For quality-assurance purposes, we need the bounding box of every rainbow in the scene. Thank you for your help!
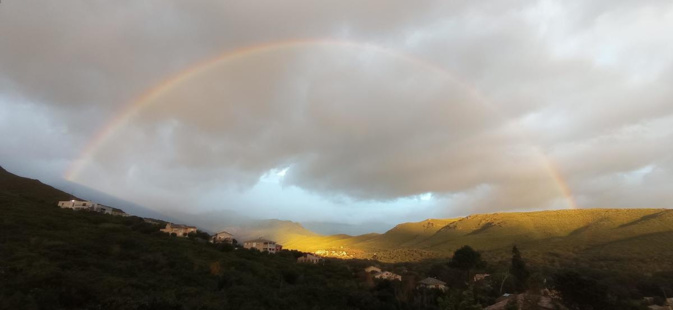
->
[64,38,578,209]
[544,155,579,209]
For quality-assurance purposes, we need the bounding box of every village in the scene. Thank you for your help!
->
[54,199,539,309]
[56,199,673,309]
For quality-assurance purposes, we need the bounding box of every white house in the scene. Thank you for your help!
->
[211,230,234,244]
[58,200,96,211]
[297,254,323,264]
[243,238,281,253]
[160,223,198,237]
[473,273,491,282]
[374,271,402,281]
[57,200,128,216]
[417,277,448,291]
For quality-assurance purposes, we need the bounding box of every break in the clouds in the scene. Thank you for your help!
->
[1,1,672,229]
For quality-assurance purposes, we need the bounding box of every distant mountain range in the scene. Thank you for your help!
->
[3,165,672,271]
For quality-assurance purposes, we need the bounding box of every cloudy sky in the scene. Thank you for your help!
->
[1,1,672,232]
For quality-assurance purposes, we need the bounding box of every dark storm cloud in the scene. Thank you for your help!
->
[1,0,672,222]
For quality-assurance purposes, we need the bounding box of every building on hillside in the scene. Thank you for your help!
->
[58,200,97,211]
[110,208,129,217]
[297,254,323,264]
[92,204,128,216]
[243,238,280,253]
[160,223,198,237]
[58,200,128,216]
[417,277,447,291]
[374,271,402,281]
[365,266,382,273]
[473,273,490,282]
[211,230,234,244]
[92,204,113,214]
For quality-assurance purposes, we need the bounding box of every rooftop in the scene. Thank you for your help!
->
[170,224,197,229]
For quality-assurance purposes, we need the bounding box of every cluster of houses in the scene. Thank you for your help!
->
[160,223,239,244]
[55,199,532,306]
[58,200,288,252]
[161,225,290,255]
[314,249,352,258]
[58,200,128,217]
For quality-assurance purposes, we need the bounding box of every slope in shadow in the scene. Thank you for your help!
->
[466,222,497,236]
[617,210,669,229]
[568,224,593,236]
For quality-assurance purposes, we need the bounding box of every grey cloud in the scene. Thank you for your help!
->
[1,0,672,224]
[85,45,562,209]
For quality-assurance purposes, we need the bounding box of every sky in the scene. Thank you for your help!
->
[1,1,672,233]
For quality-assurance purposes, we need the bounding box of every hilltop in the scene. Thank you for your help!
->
[0,165,79,203]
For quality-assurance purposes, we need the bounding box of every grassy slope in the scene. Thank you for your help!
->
[285,208,673,270]
[420,209,671,250]
[363,218,460,248]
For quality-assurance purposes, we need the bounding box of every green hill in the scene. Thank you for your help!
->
[283,209,673,270]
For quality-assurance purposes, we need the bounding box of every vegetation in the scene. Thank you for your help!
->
[2,167,673,309]
[448,245,485,285]
[510,246,529,293]
[282,208,673,274]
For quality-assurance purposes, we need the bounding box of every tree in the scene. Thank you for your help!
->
[449,246,485,284]
[510,246,529,292]
[450,246,485,270]
[554,270,609,310]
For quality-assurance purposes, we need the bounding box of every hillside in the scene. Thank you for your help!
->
[0,166,408,309]
[0,166,78,203]
[3,165,673,309]
[282,209,673,270]
[221,219,319,244]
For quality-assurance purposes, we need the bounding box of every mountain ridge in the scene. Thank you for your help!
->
[2,165,672,270]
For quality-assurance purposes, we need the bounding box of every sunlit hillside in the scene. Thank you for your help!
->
[276,208,673,271]
[222,219,318,244]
